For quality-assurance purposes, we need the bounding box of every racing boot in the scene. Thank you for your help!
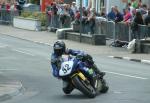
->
[92,64,105,78]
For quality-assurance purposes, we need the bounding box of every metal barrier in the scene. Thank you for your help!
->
[138,25,149,39]
[94,20,150,42]
[115,23,130,41]
[147,26,150,37]
[48,14,71,29]
[0,9,19,25]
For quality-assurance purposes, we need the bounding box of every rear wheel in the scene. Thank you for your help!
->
[72,76,96,98]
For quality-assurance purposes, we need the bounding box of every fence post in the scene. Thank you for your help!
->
[129,25,132,41]
[0,10,2,23]
[79,0,83,43]
[112,21,116,42]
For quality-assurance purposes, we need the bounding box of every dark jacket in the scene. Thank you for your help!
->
[51,49,85,77]
[144,15,150,25]
[115,12,123,22]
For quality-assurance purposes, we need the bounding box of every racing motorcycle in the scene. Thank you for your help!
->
[58,55,109,98]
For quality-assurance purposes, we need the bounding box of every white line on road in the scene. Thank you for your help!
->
[0,69,17,71]
[12,49,35,56]
[104,70,148,80]
[0,45,7,48]
[0,44,8,48]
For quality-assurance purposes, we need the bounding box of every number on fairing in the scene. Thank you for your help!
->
[59,61,73,76]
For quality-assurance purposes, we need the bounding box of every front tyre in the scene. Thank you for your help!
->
[72,76,96,98]
[62,81,74,94]
[63,87,74,94]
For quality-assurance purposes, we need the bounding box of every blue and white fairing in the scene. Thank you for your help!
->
[59,56,81,77]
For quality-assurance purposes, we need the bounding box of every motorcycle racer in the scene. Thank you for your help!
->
[51,40,105,94]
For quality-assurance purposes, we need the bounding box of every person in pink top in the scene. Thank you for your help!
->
[123,8,132,23]
[6,3,10,12]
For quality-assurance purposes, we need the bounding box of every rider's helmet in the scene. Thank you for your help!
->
[53,40,66,56]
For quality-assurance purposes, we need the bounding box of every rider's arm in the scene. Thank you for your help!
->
[65,49,85,56]
[66,49,94,66]
[51,63,59,77]
[51,54,59,77]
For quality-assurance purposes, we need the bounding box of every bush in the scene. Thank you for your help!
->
[20,11,46,26]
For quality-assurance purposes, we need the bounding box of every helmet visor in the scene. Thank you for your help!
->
[54,48,63,56]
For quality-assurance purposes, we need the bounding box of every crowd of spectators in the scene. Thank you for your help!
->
[0,0,150,37]
[47,1,150,34]
[106,1,150,39]
[0,0,26,12]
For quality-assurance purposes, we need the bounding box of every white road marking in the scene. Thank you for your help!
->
[0,69,17,71]
[113,91,122,94]
[0,43,8,48]
[0,45,7,48]
[12,49,35,56]
[108,56,114,58]
[104,70,148,80]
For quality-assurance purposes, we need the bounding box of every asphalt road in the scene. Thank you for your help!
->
[0,35,150,103]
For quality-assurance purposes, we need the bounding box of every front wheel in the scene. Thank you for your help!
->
[72,76,96,98]
[62,80,74,94]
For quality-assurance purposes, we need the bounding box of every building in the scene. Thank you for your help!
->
[64,0,75,4]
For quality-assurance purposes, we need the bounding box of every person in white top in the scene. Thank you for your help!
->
[71,2,78,16]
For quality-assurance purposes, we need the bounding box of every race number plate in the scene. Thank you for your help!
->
[59,61,73,76]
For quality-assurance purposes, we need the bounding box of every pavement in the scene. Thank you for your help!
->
[0,25,150,101]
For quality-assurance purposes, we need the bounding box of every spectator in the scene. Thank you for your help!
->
[17,0,25,6]
[107,6,116,21]
[10,2,17,11]
[51,2,59,28]
[87,8,96,34]
[82,10,88,23]
[75,10,80,20]
[67,4,74,21]
[138,0,142,8]
[144,10,150,25]
[16,0,25,10]
[131,11,144,39]
[59,4,72,28]
[81,10,89,33]
[140,4,148,19]
[127,3,134,16]
[131,0,138,9]
[100,7,106,18]
[71,2,77,16]
[6,2,10,12]
[0,3,1,10]
[123,8,132,23]
[52,2,58,15]
[114,8,123,23]
[133,11,144,25]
